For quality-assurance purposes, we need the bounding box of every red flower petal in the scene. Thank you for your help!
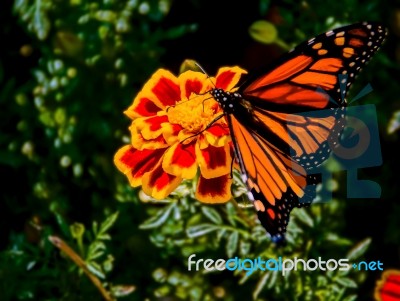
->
[162,123,182,145]
[196,174,232,203]
[163,142,198,179]
[178,70,208,99]
[196,143,232,179]
[206,123,229,137]
[135,115,169,140]
[202,124,231,148]
[142,159,182,200]
[114,145,165,187]
[185,80,202,98]
[130,116,169,150]
[375,270,400,301]
[151,71,181,108]
[215,67,247,91]
[125,69,181,119]
[216,70,236,89]
[126,96,162,118]
[132,133,168,150]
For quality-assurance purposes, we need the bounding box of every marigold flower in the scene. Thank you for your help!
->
[114,66,247,203]
[374,269,400,301]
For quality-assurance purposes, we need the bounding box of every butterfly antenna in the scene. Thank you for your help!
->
[193,63,217,112]
[166,93,214,112]
[195,62,216,88]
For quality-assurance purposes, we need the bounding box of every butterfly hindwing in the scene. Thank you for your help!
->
[250,105,346,169]
[227,114,311,240]
[255,174,320,242]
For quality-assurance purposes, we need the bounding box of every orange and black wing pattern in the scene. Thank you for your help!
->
[241,22,387,169]
[226,114,320,241]
[215,22,387,242]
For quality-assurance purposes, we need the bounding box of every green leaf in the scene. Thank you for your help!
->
[98,211,119,236]
[346,238,371,260]
[139,203,175,230]
[238,271,251,285]
[103,255,114,272]
[54,213,71,237]
[217,229,226,242]
[201,206,222,224]
[36,3,50,40]
[186,224,219,238]
[342,295,358,301]
[87,241,106,261]
[97,233,111,240]
[239,240,251,256]
[324,233,353,246]
[332,285,343,294]
[92,221,98,236]
[267,271,278,289]
[173,205,181,220]
[26,261,36,271]
[335,277,358,288]
[94,10,117,22]
[163,24,197,40]
[86,261,105,279]
[111,285,136,297]
[253,271,270,300]
[294,208,314,227]
[388,110,400,134]
[25,0,52,40]
[233,215,250,227]
[13,0,28,11]
[39,111,55,127]
[87,249,105,261]
[226,202,237,226]
[226,231,239,257]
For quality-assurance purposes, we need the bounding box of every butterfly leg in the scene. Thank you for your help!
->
[180,114,225,144]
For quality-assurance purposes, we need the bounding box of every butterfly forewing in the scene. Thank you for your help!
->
[242,22,387,109]
[236,22,387,170]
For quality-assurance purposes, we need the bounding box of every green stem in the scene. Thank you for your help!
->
[77,236,84,255]
[275,38,291,51]
[231,199,256,228]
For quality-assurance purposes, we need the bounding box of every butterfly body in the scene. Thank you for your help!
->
[210,89,243,114]
[209,22,387,242]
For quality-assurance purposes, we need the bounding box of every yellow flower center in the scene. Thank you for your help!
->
[166,93,222,133]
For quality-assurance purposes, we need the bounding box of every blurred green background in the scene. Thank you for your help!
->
[1,0,400,300]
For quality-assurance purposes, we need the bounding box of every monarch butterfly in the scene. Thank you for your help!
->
[209,22,387,243]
